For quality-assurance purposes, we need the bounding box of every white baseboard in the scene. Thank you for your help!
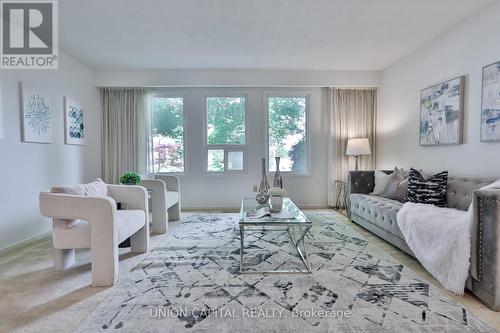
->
[0,231,52,255]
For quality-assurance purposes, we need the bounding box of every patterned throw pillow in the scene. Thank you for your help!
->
[402,168,448,207]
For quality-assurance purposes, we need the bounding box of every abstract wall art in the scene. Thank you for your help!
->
[481,61,500,142]
[21,83,53,143]
[64,97,85,145]
[419,76,464,146]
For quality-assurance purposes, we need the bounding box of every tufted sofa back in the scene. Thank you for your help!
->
[348,170,496,211]
[446,177,496,211]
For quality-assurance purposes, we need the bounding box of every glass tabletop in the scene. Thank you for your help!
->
[239,197,311,225]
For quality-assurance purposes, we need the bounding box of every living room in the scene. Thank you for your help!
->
[1,0,500,332]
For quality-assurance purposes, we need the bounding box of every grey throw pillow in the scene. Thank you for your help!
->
[381,177,408,201]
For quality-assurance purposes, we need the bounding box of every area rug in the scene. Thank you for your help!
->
[77,212,496,332]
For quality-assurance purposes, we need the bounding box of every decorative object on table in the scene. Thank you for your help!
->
[273,156,283,188]
[268,187,286,212]
[346,138,371,170]
[334,180,348,216]
[419,76,465,146]
[481,61,500,142]
[64,96,85,145]
[21,82,53,143]
[120,171,141,185]
[256,158,270,204]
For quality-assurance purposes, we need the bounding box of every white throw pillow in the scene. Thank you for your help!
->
[372,170,392,195]
[371,167,405,195]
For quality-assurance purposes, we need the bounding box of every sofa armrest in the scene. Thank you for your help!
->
[472,188,500,310]
[39,192,119,286]
[348,171,376,195]
[107,184,148,211]
[154,175,180,193]
[40,192,116,221]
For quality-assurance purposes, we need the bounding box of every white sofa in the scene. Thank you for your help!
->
[39,180,149,287]
[140,175,180,233]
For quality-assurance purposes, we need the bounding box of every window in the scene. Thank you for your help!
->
[151,97,184,173]
[268,96,308,173]
[206,96,246,172]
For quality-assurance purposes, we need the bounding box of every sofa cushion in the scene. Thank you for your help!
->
[53,210,145,249]
[380,172,407,201]
[403,169,448,207]
[166,191,179,209]
[350,194,404,239]
[115,210,146,242]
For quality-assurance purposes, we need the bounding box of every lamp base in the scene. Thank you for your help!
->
[354,155,359,171]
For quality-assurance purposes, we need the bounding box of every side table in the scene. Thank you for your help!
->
[334,180,349,217]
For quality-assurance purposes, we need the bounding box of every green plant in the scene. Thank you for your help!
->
[120,172,141,185]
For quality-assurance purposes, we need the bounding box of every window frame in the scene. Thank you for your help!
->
[204,94,248,174]
[149,93,186,175]
[264,91,311,175]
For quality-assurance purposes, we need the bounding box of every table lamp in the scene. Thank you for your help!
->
[346,138,371,171]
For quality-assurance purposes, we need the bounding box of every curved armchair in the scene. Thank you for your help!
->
[140,175,180,234]
[39,184,149,287]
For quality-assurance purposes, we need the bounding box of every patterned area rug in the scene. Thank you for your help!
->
[77,212,496,332]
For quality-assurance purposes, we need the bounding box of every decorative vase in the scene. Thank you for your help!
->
[256,158,270,204]
[274,157,283,188]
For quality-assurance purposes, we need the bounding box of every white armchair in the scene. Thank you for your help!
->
[39,183,149,287]
[140,175,180,234]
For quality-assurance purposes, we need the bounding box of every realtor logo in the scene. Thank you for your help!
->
[1,0,58,69]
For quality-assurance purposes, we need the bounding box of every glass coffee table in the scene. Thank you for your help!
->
[239,197,312,274]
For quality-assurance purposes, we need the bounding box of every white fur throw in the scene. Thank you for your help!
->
[397,202,471,295]
[397,179,500,295]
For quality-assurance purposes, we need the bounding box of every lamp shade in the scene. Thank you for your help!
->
[346,138,371,156]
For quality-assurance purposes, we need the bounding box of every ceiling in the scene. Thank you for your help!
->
[59,0,495,70]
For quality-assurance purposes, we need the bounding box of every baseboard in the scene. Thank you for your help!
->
[0,231,52,255]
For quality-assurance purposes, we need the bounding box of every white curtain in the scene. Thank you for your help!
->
[100,88,151,184]
[327,87,377,206]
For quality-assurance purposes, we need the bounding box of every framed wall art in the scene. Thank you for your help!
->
[481,61,500,142]
[64,97,85,145]
[21,82,53,143]
[419,76,465,146]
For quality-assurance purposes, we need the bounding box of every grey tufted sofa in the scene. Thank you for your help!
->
[348,170,500,311]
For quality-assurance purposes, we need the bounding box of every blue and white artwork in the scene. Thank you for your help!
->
[481,61,500,142]
[21,83,53,143]
[419,76,464,146]
[64,97,85,145]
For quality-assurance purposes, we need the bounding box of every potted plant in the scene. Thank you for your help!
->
[120,172,141,185]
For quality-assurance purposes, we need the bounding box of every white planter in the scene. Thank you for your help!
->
[270,195,283,212]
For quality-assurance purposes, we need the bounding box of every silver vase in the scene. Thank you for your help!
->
[256,158,270,204]
[274,157,283,188]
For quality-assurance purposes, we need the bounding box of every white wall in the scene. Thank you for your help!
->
[0,51,101,251]
[96,69,380,88]
[377,1,500,178]
[98,69,381,209]
[151,87,329,209]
